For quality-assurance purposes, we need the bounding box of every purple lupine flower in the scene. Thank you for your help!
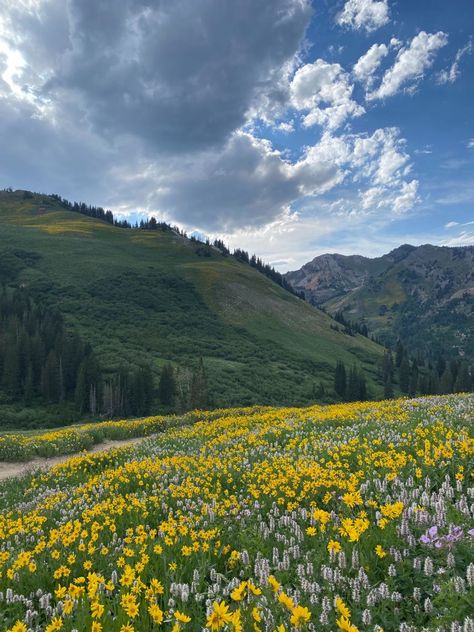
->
[420,526,438,544]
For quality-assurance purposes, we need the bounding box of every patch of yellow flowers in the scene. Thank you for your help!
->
[0,394,473,630]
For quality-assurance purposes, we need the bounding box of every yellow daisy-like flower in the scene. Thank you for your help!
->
[231,581,247,601]
[290,605,311,627]
[206,601,232,630]
[231,609,243,632]
[174,610,192,624]
[7,622,27,632]
[278,592,295,611]
[45,617,63,632]
[252,607,261,622]
[91,601,104,618]
[268,575,281,592]
[336,616,359,632]
[327,539,342,553]
[335,596,351,620]
[148,603,164,624]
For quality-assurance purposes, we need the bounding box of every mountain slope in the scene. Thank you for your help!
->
[286,244,474,359]
[0,190,385,420]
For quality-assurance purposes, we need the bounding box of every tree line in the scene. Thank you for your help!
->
[158,358,209,412]
[380,340,473,398]
[0,285,215,419]
[0,287,155,418]
[47,192,303,299]
[333,361,368,401]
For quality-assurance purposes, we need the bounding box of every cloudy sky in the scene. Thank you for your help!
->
[1,0,473,270]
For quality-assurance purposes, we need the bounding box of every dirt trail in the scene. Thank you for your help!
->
[0,436,147,482]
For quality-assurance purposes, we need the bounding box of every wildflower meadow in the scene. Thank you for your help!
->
[0,395,473,631]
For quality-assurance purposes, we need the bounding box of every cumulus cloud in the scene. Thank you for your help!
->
[467,139,474,149]
[353,43,389,88]
[436,39,473,84]
[290,59,364,130]
[336,0,390,33]
[0,0,312,153]
[0,0,421,246]
[368,31,448,100]
[120,127,418,231]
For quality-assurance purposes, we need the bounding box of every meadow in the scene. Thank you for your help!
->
[0,395,473,631]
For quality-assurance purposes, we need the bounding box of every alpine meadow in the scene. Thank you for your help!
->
[0,1,473,631]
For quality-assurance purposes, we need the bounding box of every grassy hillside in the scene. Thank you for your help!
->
[0,189,385,424]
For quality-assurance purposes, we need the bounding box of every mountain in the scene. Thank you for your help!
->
[286,244,474,360]
[0,189,385,425]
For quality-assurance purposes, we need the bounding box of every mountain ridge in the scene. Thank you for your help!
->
[286,243,474,359]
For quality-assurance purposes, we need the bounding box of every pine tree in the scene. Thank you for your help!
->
[399,357,410,394]
[347,365,360,402]
[42,350,60,402]
[334,361,347,399]
[395,340,405,367]
[454,363,471,392]
[408,364,418,397]
[141,365,154,414]
[358,372,367,401]
[24,362,34,405]
[439,366,454,394]
[2,341,20,395]
[384,377,394,399]
[190,358,209,409]
[159,364,176,406]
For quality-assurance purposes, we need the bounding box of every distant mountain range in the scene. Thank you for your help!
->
[286,244,474,360]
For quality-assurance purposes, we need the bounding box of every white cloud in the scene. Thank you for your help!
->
[294,132,351,194]
[290,59,364,130]
[112,126,418,233]
[353,43,389,88]
[436,39,473,84]
[368,31,448,100]
[277,120,295,133]
[467,139,474,149]
[392,179,419,213]
[336,0,390,33]
[445,221,459,228]
[442,231,474,247]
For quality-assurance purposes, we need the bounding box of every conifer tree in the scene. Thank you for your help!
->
[454,362,471,392]
[439,366,454,394]
[408,363,418,397]
[384,376,394,399]
[159,364,176,406]
[334,360,347,399]
[399,357,410,394]
[190,358,209,409]
[347,365,360,401]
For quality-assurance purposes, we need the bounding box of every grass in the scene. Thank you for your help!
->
[0,190,385,426]
[0,394,472,631]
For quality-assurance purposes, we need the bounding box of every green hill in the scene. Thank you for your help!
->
[0,189,385,426]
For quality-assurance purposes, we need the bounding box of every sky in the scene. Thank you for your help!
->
[0,0,473,271]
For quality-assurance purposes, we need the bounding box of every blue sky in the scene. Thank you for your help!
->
[0,0,473,269]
